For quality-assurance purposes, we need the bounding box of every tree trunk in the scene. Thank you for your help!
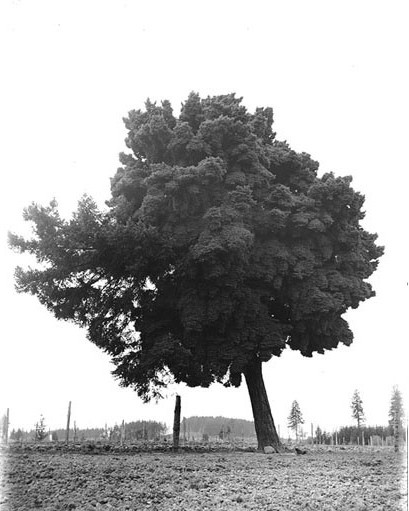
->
[393,414,399,452]
[244,358,282,452]
[173,394,181,451]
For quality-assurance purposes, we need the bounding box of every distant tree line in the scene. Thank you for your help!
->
[9,420,167,443]
[313,425,405,445]
[6,386,404,446]
[288,386,405,446]
[8,416,254,442]
[123,421,167,441]
[183,416,256,438]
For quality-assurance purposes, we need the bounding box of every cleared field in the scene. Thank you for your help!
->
[1,446,407,510]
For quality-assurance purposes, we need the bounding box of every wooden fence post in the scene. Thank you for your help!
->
[173,395,181,451]
[65,401,71,445]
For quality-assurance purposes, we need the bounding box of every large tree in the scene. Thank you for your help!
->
[9,93,383,451]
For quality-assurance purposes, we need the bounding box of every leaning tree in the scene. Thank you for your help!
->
[9,93,383,451]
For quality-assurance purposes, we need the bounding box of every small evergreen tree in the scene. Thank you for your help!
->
[315,425,323,444]
[351,390,365,435]
[35,415,48,441]
[389,385,405,452]
[389,385,404,430]
[288,400,304,442]
[321,430,331,444]
[109,424,121,443]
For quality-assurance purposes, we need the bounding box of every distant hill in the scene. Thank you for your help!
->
[182,416,256,439]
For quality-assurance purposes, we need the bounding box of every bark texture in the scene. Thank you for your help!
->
[244,359,282,451]
[173,394,181,451]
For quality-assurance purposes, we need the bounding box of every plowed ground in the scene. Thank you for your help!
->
[1,447,407,510]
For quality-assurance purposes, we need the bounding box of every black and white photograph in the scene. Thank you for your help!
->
[0,1,407,509]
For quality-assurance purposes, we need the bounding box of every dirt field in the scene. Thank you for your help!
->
[1,445,407,510]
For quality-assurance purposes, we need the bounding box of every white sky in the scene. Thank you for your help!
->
[0,0,408,436]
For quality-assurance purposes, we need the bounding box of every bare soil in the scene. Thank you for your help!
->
[1,445,407,510]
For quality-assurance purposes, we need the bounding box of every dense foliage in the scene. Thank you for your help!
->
[9,93,383,404]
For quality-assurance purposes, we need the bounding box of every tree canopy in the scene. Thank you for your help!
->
[10,92,384,407]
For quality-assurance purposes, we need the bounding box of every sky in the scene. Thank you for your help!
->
[0,0,408,437]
